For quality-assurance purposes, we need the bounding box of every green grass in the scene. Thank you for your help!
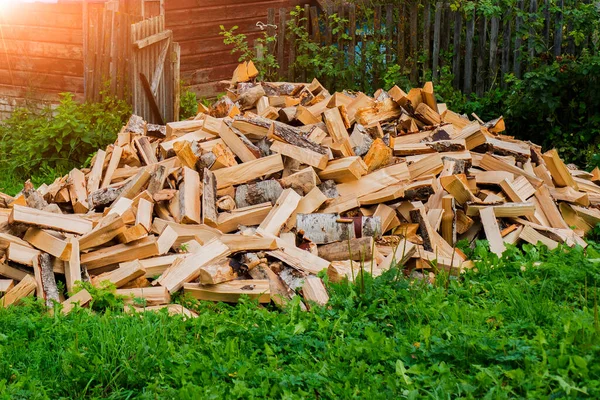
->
[0,240,599,399]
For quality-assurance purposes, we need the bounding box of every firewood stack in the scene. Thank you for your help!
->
[1,60,600,313]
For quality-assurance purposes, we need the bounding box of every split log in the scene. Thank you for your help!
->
[317,237,374,261]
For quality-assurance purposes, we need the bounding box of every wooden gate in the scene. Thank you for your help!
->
[130,15,180,124]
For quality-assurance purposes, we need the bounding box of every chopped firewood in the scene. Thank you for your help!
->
[81,236,158,271]
[117,286,171,306]
[323,107,354,157]
[519,226,559,250]
[542,149,578,189]
[184,280,270,303]
[301,276,329,307]
[158,238,230,293]
[23,228,70,261]
[270,140,329,170]
[79,214,125,250]
[92,260,146,288]
[479,207,506,257]
[257,189,302,237]
[60,289,92,314]
[1,68,598,312]
[2,274,37,307]
[10,205,93,235]
[214,154,284,189]
[317,237,373,261]
[0,280,14,293]
[68,168,89,213]
[217,203,272,233]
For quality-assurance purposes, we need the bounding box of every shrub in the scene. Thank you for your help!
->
[0,92,131,194]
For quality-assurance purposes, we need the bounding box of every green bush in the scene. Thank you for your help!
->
[0,93,131,195]
[434,53,600,168]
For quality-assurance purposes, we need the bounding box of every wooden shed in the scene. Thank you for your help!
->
[0,0,307,120]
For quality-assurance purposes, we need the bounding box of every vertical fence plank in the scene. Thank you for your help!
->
[309,7,319,43]
[87,6,97,102]
[398,3,406,69]
[501,10,511,88]
[553,0,564,57]
[349,4,356,68]
[361,32,367,92]
[440,2,452,58]
[464,10,475,96]
[410,1,419,83]
[325,6,333,46]
[373,5,381,89]
[422,0,431,79]
[514,0,524,78]
[452,10,462,89]
[432,2,442,81]
[278,8,287,79]
[267,8,276,54]
[528,0,538,64]
[289,8,296,82]
[109,10,118,96]
[385,4,394,66]
[300,4,310,82]
[543,0,551,48]
[475,15,487,97]
[173,42,180,121]
[489,16,499,89]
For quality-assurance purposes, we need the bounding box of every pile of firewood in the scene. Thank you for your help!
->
[1,61,600,314]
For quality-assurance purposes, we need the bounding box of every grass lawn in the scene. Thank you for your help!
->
[0,241,598,399]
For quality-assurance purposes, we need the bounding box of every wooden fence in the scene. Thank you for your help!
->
[84,2,142,102]
[267,1,598,95]
[84,2,179,122]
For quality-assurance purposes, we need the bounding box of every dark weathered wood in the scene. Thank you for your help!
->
[397,3,406,67]
[309,6,320,43]
[422,0,431,80]
[514,0,524,78]
[501,10,512,88]
[385,4,394,66]
[489,16,500,89]
[267,7,276,55]
[432,2,443,81]
[300,4,310,82]
[289,7,296,82]
[452,10,462,89]
[277,8,287,79]
[409,1,419,83]
[325,6,333,46]
[475,15,487,97]
[553,0,564,57]
[464,10,475,96]
[528,0,538,64]
[373,5,382,88]
[441,2,452,58]
[543,0,551,47]
[349,3,356,66]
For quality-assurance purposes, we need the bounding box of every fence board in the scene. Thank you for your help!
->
[422,0,431,79]
[501,10,511,88]
[409,1,418,82]
[452,11,462,89]
[514,0,524,78]
[489,16,499,90]
[464,10,475,95]
[554,0,564,57]
[432,2,442,82]
[475,16,487,97]
[397,3,406,68]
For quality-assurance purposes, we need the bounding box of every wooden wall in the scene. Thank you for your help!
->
[165,0,309,98]
[0,1,85,118]
[0,0,311,119]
